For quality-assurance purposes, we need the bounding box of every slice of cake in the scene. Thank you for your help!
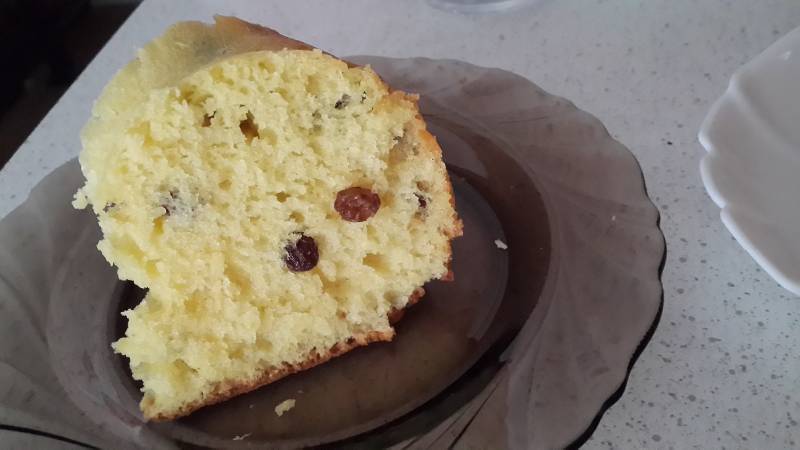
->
[73,16,462,421]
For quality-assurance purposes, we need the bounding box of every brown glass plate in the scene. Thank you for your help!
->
[38,57,664,449]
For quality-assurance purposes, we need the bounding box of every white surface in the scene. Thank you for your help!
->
[1,0,799,448]
[700,26,800,296]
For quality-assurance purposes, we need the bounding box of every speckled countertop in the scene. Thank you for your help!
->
[2,0,799,448]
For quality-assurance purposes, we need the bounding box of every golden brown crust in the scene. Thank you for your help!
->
[212,15,313,53]
[139,17,461,421]
[440,268,455,282]
[387,287,425,325]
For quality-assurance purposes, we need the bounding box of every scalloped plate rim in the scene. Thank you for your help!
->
[354,56,665,448]
[698,26,800,296]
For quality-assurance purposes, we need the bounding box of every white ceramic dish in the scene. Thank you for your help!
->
[699,26,800,296]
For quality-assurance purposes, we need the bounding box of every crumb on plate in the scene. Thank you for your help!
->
[275,398,296,416]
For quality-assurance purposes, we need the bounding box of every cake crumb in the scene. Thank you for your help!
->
[232,433,251,441]
[275,399,296,416]
[494,239,508,250]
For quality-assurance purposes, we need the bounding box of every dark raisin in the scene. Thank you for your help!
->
[201,112,215,127]
[334,94,351,109]
[335,187,380,222]
[361,91,367,103]
[284,234,319,272]
[103,202,117,213]
[415,193,427,209]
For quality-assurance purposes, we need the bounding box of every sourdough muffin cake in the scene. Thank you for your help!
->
[73,16,462,421]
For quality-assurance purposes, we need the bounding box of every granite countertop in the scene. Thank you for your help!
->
[2,0,799,448]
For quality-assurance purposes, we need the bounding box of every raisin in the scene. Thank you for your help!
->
[103,202,117,213]
[415,193,427,209]
[361,91,367,103]
[201,112,215,127]
[284,234,319,272]
[335,187,380,222]
[334,94,351,109]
